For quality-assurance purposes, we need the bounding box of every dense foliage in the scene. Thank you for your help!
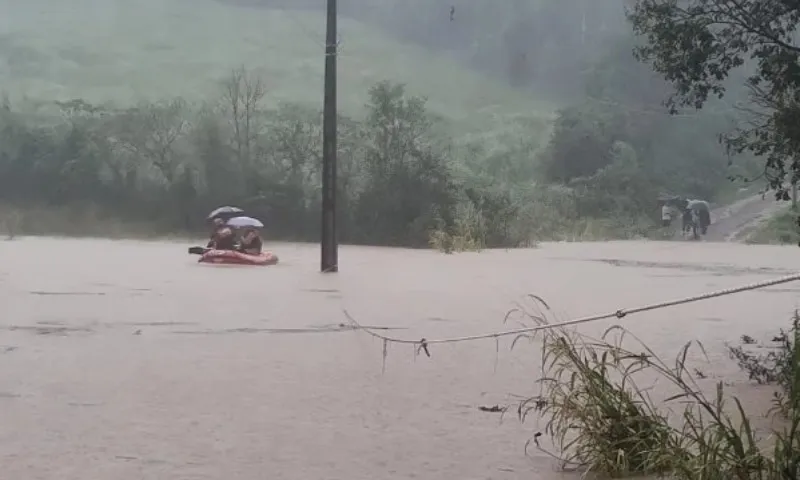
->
[0,71,552,246]
[225,2,760,204]
[515,300,800,479]
[628,0,800,198]
[0,59,754,247]
[0,1,765,245]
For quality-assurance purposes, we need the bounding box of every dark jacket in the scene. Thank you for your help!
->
[238,235,263,255]
[208,227,236,250]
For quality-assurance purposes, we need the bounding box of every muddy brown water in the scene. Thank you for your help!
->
[1,237,799,479]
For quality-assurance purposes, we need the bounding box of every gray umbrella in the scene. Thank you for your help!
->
[207,206,244,221]
[687,199,710,212]
[226,216,264,228]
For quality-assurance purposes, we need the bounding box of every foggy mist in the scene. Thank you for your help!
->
[3,1,800,479]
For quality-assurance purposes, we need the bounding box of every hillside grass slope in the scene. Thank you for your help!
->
[0,0,555,143]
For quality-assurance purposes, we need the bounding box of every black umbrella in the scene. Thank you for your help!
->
[207,206,244,221]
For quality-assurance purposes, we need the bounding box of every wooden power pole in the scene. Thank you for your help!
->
[321,0,338,273]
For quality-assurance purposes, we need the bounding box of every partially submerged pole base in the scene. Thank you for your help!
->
[320,0,338,273]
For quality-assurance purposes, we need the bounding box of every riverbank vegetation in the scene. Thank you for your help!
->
[0,0,762,247]
[745,208,800,245]
[0,75,748,248]
[516,300,800,478]
[512,0,800,476]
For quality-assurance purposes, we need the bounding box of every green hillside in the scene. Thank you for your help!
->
[0,0,555,138]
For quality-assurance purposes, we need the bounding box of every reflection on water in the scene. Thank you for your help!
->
[0,237,798,479]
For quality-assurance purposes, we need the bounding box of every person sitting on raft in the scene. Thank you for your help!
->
[207,218,237,250]
[237,228,263,255]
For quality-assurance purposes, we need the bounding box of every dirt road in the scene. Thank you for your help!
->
[691,194,785,242]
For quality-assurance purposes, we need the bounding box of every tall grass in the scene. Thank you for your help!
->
[728,315,800,416]
[745,208,799,245]
[512,298,800,479]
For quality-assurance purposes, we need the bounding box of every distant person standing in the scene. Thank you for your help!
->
[676,198,711,238]
[661,202,673,227]
[687,199,711,235]
[682,207,693,233]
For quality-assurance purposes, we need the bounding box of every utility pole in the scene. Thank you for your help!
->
[320,0,338,273]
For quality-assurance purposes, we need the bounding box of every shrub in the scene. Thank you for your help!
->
[511,299,800,479]
[728,313,800,414]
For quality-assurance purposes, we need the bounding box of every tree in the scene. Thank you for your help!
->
[52,99,115,203]
[111,98,189,186]
[569,140,655,218]
[263,103,321,188]
[354,81,456,246]
[222,66,266,167]
[627,0,800,196]
[539,101,629,182]
[253,103,322,238]
[192,104,240,202]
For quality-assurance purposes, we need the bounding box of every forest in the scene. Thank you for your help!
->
[0,0,764,246]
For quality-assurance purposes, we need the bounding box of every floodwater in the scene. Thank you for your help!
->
[1,237,799,480]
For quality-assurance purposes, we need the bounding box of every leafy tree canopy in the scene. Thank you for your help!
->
[628,0,800,197]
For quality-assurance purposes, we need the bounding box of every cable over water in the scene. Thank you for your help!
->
[346,272,800,355]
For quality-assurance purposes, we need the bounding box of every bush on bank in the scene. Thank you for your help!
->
[0,67,742,247]
[745,208,800,245]
[515,300,800,479]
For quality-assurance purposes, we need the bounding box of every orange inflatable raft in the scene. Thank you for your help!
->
[198,249,279,266]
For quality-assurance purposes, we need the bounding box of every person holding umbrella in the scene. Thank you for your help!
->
[686,199,711,235]
[227,216,265,255]
[238,228,263,255]
[207,206,244,221]
[207,217,236,250]
[206,206,244,251]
